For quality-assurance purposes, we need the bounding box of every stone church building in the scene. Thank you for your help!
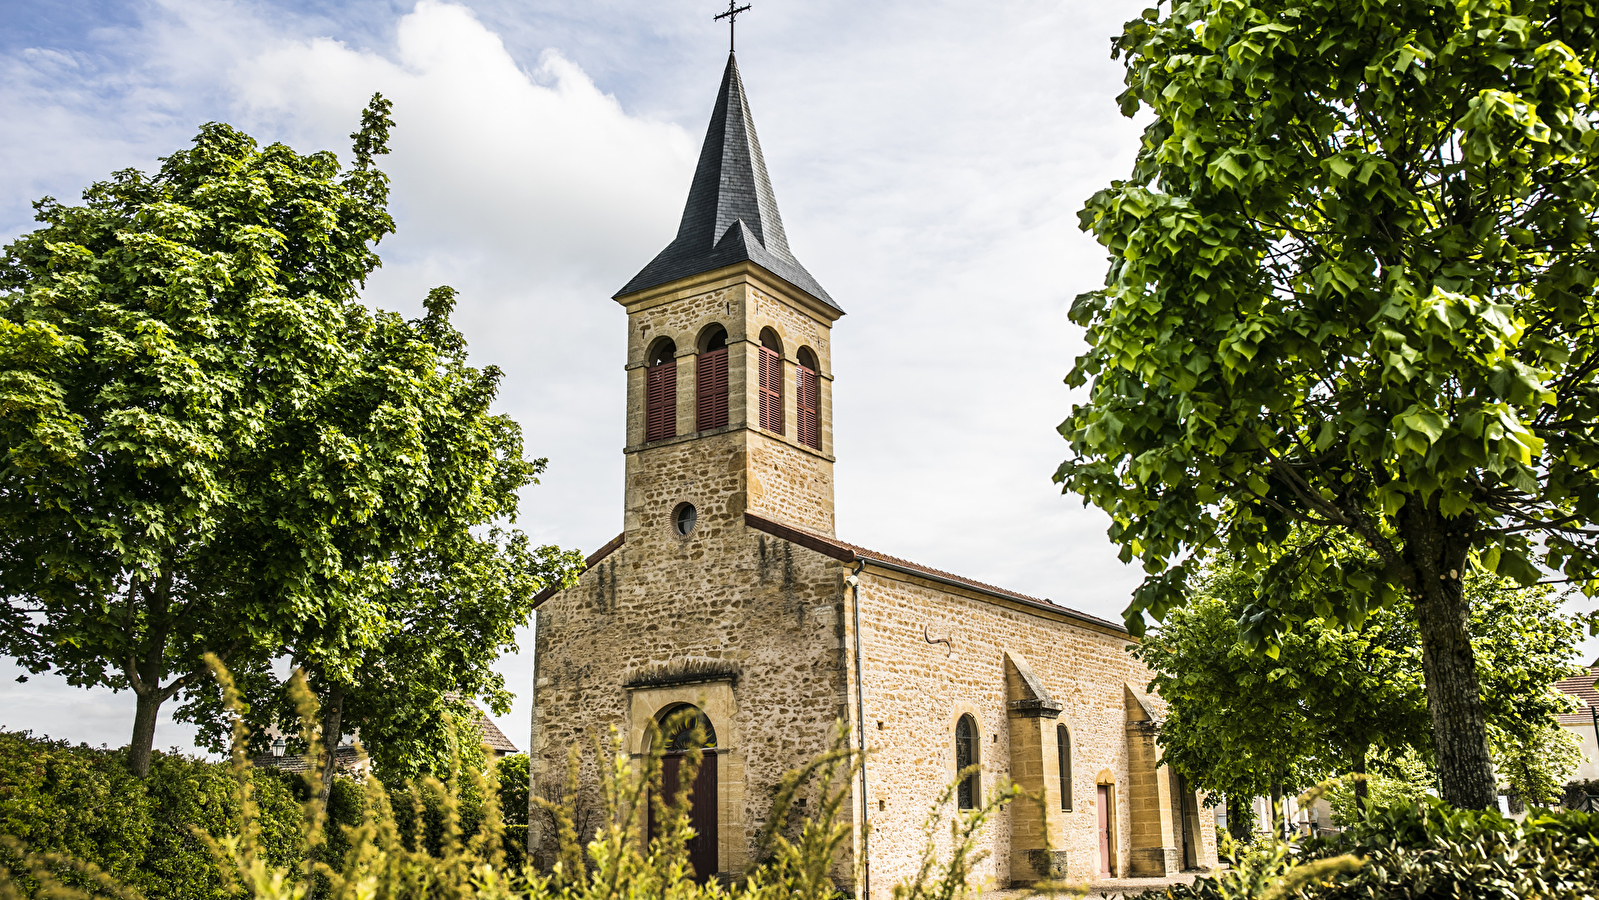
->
[527,54,1217,894]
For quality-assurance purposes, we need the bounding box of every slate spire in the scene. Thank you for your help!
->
[616,54,837,310]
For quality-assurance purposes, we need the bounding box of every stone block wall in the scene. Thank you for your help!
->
[841,565,1211,894]
[531,518,851,879]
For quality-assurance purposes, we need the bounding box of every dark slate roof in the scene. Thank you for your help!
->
[616,54,838,310]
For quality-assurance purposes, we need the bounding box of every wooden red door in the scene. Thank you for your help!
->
[1097,784,1112,877]
[654,752,719,881]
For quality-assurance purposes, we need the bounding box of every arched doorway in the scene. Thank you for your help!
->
[651,703,719,881]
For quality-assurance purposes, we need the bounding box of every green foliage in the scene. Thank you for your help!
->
[1494,723,1583,808]
[1138,542,1583,805]
[0,684,1019,900]
[1324,752,1435,827]
[0,730,304,900]
[1137,793,1599,898]
[0,95,580,775]
[1058,0,1599,806]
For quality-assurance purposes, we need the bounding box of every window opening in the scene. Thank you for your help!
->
[758,328,784,434]
[955,714,979,809]
[796,347,820,450]
[675,503,698,536]
[657,703,718,752]
[697,326,729,431]
[1058,724,1072,811]
[646,339,677,442]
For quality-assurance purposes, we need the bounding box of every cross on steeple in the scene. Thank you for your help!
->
[714,1,751,53]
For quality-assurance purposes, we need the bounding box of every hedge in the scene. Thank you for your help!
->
[0,731,525,900]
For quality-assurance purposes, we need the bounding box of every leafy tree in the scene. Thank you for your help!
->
[1059,0,1599,806]
[0,97,572,777]
[1138,547,1582,820]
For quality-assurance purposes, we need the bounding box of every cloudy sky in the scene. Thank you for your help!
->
[7,0,1585,757]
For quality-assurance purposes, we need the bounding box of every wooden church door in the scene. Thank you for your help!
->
[651,705,720,881]
[659,752,719,879]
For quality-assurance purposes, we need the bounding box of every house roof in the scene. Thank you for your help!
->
[532,515,1126,637]
[1555,662,1599,726]
[615,54,837,310]
[474,705,518,754]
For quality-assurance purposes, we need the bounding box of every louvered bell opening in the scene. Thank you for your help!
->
[796,366,820,450]
[696,348,729,431]
[646,360,677,443]
[758,346,783,434]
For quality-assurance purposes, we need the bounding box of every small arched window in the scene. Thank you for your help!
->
[796,347,820,450]
[955,714,980,810]
[645,338,677,443]
[757,328,784,434]
[696,325,730,431]
[1057,724,1072,811]
[657,703,718,752]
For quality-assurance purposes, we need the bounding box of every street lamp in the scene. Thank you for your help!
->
[272,737,286,758]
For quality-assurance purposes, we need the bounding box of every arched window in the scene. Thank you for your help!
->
[1057,724,1072,811]
[645,338,677,442]
[696,325,729,431]
[955,714,980,810]
[757,328,784,434]
[795,347,820,450]
[657,703,718,752]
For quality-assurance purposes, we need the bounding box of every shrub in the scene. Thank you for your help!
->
[0,731,304,900]
[1135,794,1599,899]
[0,672,1022,900]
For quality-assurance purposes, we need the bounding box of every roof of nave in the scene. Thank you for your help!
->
[614,54,838,311]
[1555,661,1599,726]
[530,514,1127,636]
[744,512,1127,635]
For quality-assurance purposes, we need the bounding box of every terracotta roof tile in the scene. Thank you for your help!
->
[474,705,519,754]
[1555,665,1599,726]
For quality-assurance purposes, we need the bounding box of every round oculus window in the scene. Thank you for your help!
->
[674,503,698,536]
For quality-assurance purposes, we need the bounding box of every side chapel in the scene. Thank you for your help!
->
[527,53,1218,894]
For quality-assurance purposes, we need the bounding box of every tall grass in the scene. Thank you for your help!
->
[0,661,1034,900]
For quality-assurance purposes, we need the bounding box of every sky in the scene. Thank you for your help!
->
[4,0,1590,758]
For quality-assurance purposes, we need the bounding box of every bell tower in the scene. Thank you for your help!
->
[615,54,842,540]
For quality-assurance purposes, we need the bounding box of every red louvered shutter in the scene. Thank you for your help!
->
[758,346,783,434]
[645,359,677,442]
[696,348,729,431]
[797,365,820,450]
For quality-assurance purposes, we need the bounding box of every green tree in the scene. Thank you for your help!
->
[0,97,569,777]
[1138,549,1581,820]
[1059,0,1599,807]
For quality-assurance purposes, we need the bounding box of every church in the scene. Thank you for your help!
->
[526,52,1217,894]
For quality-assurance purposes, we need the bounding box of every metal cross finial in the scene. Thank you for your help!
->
[714,0,751,53]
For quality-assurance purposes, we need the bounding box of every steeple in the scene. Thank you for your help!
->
[616,55,838,310]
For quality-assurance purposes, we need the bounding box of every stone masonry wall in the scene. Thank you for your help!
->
[534,442,851,878]
[843,566,1213,894]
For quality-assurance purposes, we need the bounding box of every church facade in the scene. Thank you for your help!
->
[527,54,1216,895]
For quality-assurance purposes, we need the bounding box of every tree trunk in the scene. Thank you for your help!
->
[125,571,175,778]
[128,689,163,777]
[1400,502,1498,810]
[1269,778,1283,837]
[1352,747,1368,816]
[1226,794,1249,841]
[319,683,347,808]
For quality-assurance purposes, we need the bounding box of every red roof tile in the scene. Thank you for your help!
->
[1555,664,1599,726]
